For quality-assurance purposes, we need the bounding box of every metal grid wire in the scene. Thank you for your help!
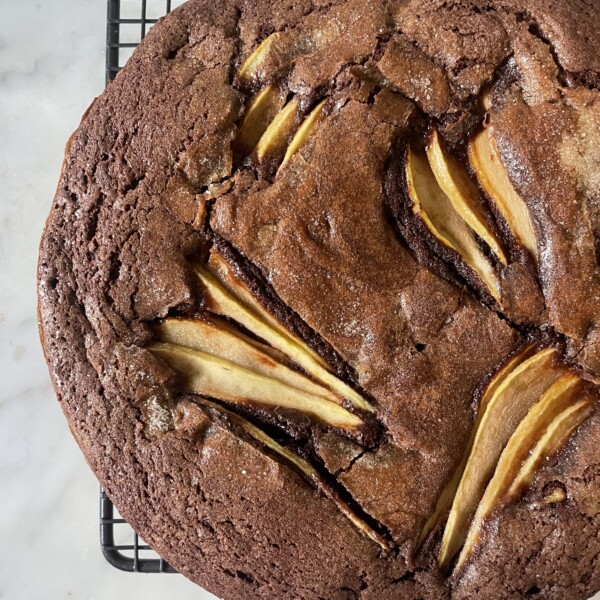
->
[102,0,184,573]
[100,488,177,573]
[106,0,186,85]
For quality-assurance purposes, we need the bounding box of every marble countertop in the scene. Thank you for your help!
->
[0,2,597,599]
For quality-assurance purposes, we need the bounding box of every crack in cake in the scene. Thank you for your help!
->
[38,0,600,598]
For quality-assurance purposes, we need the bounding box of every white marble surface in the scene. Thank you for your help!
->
[0,2,598,599]
[0,1,213,598]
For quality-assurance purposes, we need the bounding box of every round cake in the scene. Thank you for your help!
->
[38,0,600,598]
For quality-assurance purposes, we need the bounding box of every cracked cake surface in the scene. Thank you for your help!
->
[38,0,600,598]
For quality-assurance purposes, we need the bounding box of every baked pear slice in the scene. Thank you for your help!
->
[279,99,327,171]
[543,487,567,504]
[151,342,364,430]
[455,373,593,571]
[195,256,373,413]
[426,128,507,265]
[438,347,564,570]
[419,343,537,547]
[468,127,538,262]
[255,98,300,163]
[237,32,281,84]
[234,85,287,157]
[154,317,344,405]
[507,398,593,498]
[196,398,390,550]
[406,146,501,302]
[206,251,329,367]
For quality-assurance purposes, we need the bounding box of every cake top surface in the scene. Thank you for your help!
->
[38,1,600,598]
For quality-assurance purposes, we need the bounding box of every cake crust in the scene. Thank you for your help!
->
[39,1,600,598]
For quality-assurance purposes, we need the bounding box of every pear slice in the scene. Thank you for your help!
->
[255,98,300,163]
[418,476,462,550]
[419,343,537,547]
[426,128,507,265]
[456,373,591,571]
[237,33,281,83]
[155,317,344,405]
[196,397,390,549]
[279,99,327,170]
[207,252,329,368]
[438,347,564,570]
[543,487,567,504]
[197,253,373,413]
[151,342,363,430]
[406,147,501,302]
[468,127,538,262]
[507,399,593,498]
[234,85,286,157]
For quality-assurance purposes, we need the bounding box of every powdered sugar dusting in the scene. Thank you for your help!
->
[143,395,173,433]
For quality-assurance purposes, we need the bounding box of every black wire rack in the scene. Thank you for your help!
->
[100,488,177,573]
[106,0,186,85]
[101,0,185,573]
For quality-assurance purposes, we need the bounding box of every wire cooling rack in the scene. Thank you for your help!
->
[106,0,186,85]
[100,488,177,572]
[101,0,185,573]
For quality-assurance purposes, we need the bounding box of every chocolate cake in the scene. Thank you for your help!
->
[38,0,600,598]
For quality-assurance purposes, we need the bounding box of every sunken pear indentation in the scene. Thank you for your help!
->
[468,126,538,263]
[150,249,373,434]
[405,145,501,302]
[417,343,596,574]
[196,397,391,550]
[233,39,330,175]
